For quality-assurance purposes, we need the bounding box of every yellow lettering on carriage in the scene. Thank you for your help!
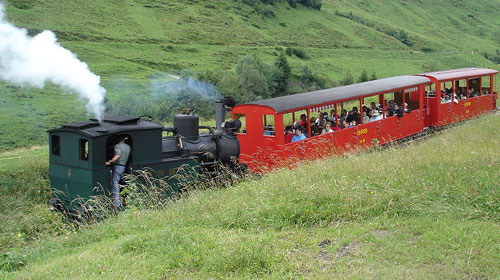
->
[168,168,177,176]
[357,128,368,136]
[359,139,366,144]
[464,101,472,107]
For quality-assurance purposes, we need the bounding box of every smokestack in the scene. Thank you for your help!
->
[215,100,225,129]
[0,3,106,121]
[215,97,236,129]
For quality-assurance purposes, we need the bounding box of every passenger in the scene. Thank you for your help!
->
[315,111,327,129]
[346,107,360,124]
[393,103,403,117]
[370,102,380,115]
[348,121,356,128]
[105,136,131,208]
[469,88,476,97]
[291,126,306,143]
[321,123,333,134]
[298,114,307,128]
[339,120,347,129]
[385,107,394,117]
[404,103,412,113]
[339,109,348,123]
[330,109,336,122]
[284,126,294,144]
[362,111,369,123]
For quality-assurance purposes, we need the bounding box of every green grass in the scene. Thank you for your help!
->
[1,0,500,150]
[1,113,499,279]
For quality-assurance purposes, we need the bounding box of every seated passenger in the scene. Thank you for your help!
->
[348,121,356,128]
[339,120,347,129]
[339,109,348,123]
[263,126,275,136]
[469,88,477,97]
[322,123,333,134]
[385,106,394,117]
[330,109,336,121]
[362,111,369,123]
[393,103,403,117]
[346,107,360,124]
[298,114,307,128]
[404,103,412,113]
[370,102,380,115]
[284,126,294,144]
[291,126,306,143]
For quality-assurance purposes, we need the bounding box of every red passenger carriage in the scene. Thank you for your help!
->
[417,68,498,127]
[232,75,431,172]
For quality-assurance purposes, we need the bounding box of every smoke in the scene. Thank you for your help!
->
[0,3,106,121]
[150,73,221,101]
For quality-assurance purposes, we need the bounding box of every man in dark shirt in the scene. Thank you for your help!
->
[393,103,404,117]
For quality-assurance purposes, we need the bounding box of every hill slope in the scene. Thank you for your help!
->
[1,0,500,150]
[2,113,499,279]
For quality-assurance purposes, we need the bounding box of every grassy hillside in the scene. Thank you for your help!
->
[1,0,500,150]
[1,113,499,279]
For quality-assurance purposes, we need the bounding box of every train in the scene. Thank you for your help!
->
[48,97,241,211]
[48,67,498,211]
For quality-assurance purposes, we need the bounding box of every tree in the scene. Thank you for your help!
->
[271,53,291,96]
[236,56,270,99]
[342,71,353,85]
[358,69,369,83]
[370,71,377,81]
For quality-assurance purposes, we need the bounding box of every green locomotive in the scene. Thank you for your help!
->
[48,98,241,211]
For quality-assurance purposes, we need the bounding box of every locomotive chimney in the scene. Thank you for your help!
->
[215,97,236,129]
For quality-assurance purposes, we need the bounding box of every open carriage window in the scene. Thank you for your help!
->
[234,113,246,134]
[262,115,275,136]
[482,76,491,95]
[425,83,435,98]
[468,78,480,97]
[79,139,89,161]
[51,135,60,156]
[440,81,453,103]
[455,79,467,100]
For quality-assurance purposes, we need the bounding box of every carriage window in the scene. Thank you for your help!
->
[425,84,435,98]
[405,87,420,110]
[79,139,89,161]
[263,115,275,136]
[234,113,246,134]
[383,91,395,118]
[468,78,480,97]
[455,79,467,100]
[439,81,453,104]
[51,135,60,156]
[482,76,491,95]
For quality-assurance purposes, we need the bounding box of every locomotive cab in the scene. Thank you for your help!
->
[48,116,199,211]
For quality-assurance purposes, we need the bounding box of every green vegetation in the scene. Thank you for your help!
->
[1,0,500,150]
[1,113,499,278]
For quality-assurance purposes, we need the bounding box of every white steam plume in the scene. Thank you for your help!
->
[0,3,106,121]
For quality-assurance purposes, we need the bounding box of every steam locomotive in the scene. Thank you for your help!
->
[48,97,241,211]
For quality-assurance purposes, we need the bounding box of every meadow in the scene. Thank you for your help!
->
[1,0,500,278]
[1,113,499,279]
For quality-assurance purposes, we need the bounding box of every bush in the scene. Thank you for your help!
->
[285,47,308,59]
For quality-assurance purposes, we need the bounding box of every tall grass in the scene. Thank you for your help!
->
[1,113,499,279]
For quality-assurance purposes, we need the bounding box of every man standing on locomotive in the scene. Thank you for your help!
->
[105,136,130,208]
